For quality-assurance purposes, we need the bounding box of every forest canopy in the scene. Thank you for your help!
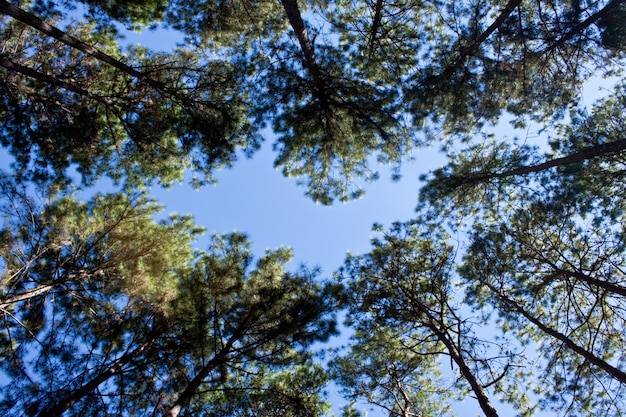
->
[1,0,625,415]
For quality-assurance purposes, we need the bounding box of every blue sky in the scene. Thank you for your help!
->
[150,145,444,277]
[120,25,445,270]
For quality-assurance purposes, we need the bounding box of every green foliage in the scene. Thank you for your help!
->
[255,43,413,204]
[165,0,289,50]
[421,83,626,225]
[333,219,530,417]
[229,363,331,417]
[546,84,626,219]
[457,178,626,415]
[0,176,335,416]
[0,176,202,312]
[415,80,626,416]
[3,0,624,202]
[0,16,259,191]
[81,0,167,29]
[2,0,626,416]
[24,0,167,29]
[598,3,626,51]
[332,326,455,417]
[418,138,538,221]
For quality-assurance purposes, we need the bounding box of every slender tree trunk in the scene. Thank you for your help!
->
[539,267,626,298]
[558,268,626,297]
[425,317,500,417]
[278,0,334,144]
[368,0,385,57]
[0,56,111,104]
[164,323,247,417]
[465,0,523,56]
[399,263,500,416]
[41,340,153,417]
[279,0,324,86]
[164,299,305,417]
[279,0,317,70]
[497,139,626,178]
[504,223,626,297]
[0,271,94,311]
[1,0,228,121]
[0,0,164,90]
[448,139,626,188]
[165,350,229,417]
[0,283,55,311]
[488,283,626,384]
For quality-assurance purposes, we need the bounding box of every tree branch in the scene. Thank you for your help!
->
[489,283,626,384]
[368,0,385,57]
[440,0,522,79]
[0,0,165,90]
[0,56,117,106]
[542,0,626,54]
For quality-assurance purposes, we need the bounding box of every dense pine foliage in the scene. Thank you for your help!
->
[1,0,625,415]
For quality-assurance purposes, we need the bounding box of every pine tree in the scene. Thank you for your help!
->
[416,84,626,416]
[2,0,624,202]
[332,219,530,417]
[0,174,336,416]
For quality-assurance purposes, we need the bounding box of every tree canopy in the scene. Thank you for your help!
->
[2,0,624,202]
[1,0,626,415]
[0,175,337,416]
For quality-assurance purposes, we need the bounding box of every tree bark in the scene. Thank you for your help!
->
[279,0,316,69]
[368,0,385,57]
[537,267,626,299]
[165,349,230,417]
[425,316,500,417]
[0,0,164,90]
[440,0,522,79]
[279,0,323,86]
[164,321,248,417]
[163,297,310,417]
[0,283,55,311]
[40,339,154,417]
[558,268,626,297]
[489,283,626,384]
[0,271,93,311]
[497,139,626,178]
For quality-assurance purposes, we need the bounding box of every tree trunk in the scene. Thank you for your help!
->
[426,317,500,417]
[540,267,626,298]
[498,139,626,178]
[164,321,248,417]
[0,272,92,311]
[368,0,385,57]
[165,349,229,417]
[447,138,626,189]
[0,0,164,90]
[489,283,626,384]
[279,0,317,70]
[440,0,522,79]
[279,0,324,86]
[41,340,153,417]
[0,283,55,311]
